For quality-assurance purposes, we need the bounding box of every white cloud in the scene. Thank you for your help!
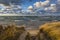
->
[41,0,50,7]
[34,0,50,8]
[0,4,4,6]
[50,4,56,7]
[28,6,33,10]
[50,4,57,12]
[44,7,49,11]
[28,6,33,12]
[34,2,41,8]
[27,0,59,13]
[44,4,57,12]
[0,4,6,10]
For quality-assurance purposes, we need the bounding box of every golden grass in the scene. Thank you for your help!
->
[39,22,60,40]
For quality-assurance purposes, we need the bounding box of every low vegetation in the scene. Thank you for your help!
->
[0,22,60,40]
[0,24,25,40]
[38,22,60,40]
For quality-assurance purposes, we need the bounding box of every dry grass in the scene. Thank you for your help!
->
[0,24,25,40]
[39,22,60,40]
[1,22,60,40]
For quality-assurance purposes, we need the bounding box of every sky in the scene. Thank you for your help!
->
[21,0,57,10]
[21,0,45,10]
[0,0,57,10]
[0,0,60,13]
